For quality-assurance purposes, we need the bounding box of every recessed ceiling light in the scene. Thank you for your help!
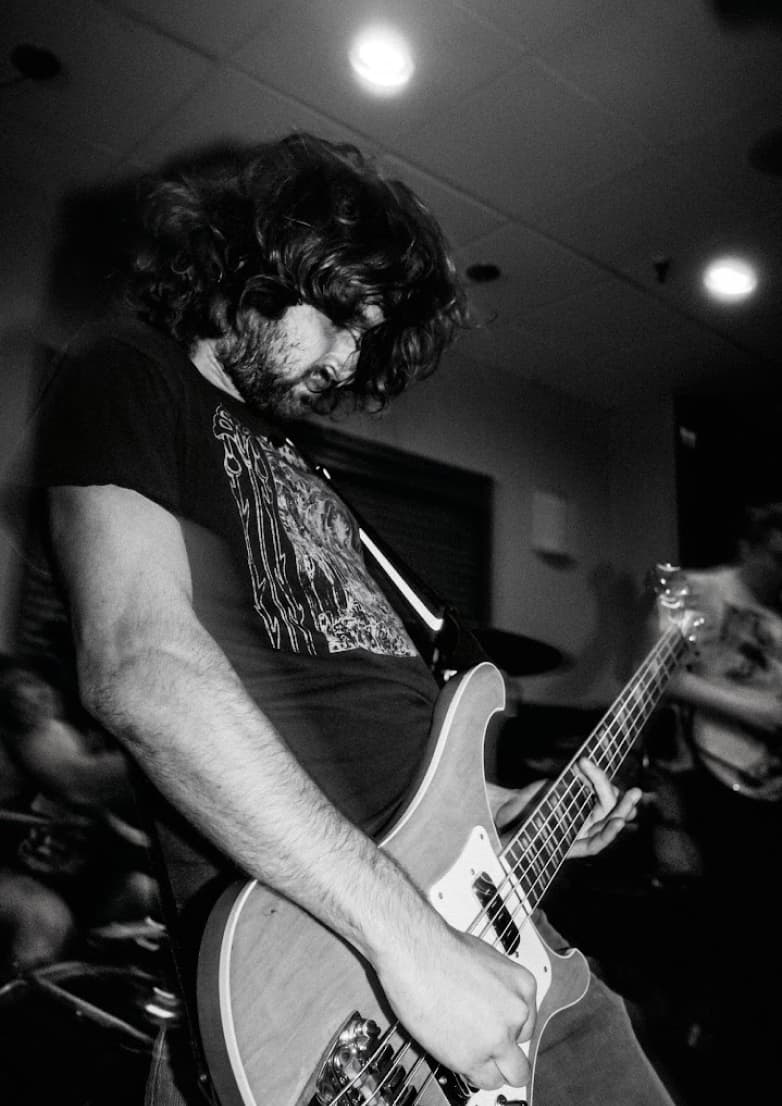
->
[10,43,62,81]
[349,26,414,93]
[466,263,502,283]
[702,255,759,302]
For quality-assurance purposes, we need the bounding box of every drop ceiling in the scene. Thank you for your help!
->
[2,0,781,409]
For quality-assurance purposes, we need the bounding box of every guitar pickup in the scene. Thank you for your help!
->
[472,872,520,955]
[313,1013,419,1106]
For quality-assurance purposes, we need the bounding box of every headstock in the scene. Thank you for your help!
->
[651,562,703,645]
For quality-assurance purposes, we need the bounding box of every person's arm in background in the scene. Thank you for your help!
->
[660,576,782,739]
[49,481,539,1092]
[1,664,133,812]
[667,668,782,739]
[13,716,135,812]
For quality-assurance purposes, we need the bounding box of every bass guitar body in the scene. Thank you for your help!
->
[198,664,589,1106]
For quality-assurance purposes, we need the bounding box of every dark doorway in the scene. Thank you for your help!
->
[675,394,782,567]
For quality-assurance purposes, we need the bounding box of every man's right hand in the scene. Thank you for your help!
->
[375,920,537,1090]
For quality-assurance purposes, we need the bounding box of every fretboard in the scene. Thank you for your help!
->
[502,624,689,911]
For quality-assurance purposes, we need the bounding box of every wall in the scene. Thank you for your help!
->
[341,349,679,706]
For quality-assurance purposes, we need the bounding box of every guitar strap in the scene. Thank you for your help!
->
[289,435,490,682]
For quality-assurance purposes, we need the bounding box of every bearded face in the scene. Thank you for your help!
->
[213,304,378,420]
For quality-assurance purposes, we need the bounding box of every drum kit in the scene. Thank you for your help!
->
[472,626,568,676]
[0,807,179,1105]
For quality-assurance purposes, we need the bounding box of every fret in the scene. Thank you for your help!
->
[503,621,692,913]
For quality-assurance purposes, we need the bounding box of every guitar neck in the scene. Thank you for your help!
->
[502,624,689,911]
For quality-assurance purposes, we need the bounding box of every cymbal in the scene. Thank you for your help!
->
[473,627,567,675]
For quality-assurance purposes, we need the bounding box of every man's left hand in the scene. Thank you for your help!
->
[486,759,642,858]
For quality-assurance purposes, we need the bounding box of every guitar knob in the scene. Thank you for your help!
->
[338,1015,380,1051]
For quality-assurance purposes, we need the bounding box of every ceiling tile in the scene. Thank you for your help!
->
[100,0,287,60]
[0,115,120,201]
[2,0,211,156]
[529,153,747,270]
[454,223,607,318]
[539,5,782,145]
[518,275,696,362]
[668,94,782,218]
[378,155,506,247]
[453,0,646,49]
[131,67,366,169]
[231,0,525,146]
[389,58,650,215]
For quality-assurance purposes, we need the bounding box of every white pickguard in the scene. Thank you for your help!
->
[429,825,551,1106]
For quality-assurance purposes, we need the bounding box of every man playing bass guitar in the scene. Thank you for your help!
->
[18,133,674,1106]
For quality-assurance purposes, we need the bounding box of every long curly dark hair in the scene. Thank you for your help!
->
[125,133,467,410]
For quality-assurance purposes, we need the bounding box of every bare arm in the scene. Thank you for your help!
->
[49,483,536,1090]
[15,719,133,810]
[667,669,782,737]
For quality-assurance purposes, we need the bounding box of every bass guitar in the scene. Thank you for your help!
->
[198,570,698,1106]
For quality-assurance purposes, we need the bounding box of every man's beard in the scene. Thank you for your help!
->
[213,313,339,421]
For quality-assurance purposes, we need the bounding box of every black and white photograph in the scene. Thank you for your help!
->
[1,4,781,1105]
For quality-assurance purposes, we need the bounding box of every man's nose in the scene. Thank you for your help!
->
[331,330,360,383]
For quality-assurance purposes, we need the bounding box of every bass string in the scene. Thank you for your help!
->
[325,1018,447,1106]
[323,794,632,1102]
[482,685,678,951]
[471,629,687,948]
[329,645,676,1101]
[319,628,689,1105]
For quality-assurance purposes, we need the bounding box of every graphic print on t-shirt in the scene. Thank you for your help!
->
[715,604,782,690]
[213,405,417,658]
[688,570,782,693]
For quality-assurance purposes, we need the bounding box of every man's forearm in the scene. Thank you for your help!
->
[78,622,443,966]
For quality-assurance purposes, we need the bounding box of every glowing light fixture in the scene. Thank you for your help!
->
[702,256,759,302]
[349,26,414,93]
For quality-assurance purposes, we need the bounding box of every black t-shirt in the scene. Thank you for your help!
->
[29,318,438,908]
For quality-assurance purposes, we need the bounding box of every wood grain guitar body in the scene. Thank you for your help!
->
[198,664,588,1106]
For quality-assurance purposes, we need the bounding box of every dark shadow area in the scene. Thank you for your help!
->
[709,0,782,31]
[676,395,782,566]
[0,650,185,1106]
[44,141,260,341]
[497,696,779,1106]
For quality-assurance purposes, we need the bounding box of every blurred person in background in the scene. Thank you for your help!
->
[0,654,156,978]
